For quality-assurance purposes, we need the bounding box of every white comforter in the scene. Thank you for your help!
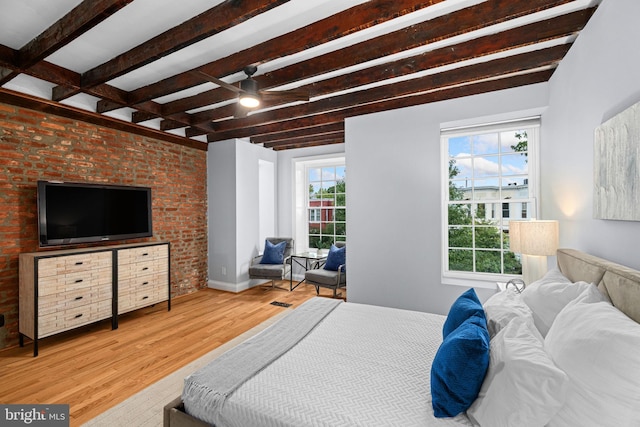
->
[199,300,473,427]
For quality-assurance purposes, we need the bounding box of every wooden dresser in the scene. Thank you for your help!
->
[19,241,170,356]
[117,243,169,315]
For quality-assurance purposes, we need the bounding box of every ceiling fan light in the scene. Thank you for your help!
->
[239,93,260,108]
[239,78,261,108]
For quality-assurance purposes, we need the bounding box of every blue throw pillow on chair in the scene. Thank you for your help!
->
[324,244,345,271]
[260,240,287,264]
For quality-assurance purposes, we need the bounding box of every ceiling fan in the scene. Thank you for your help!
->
[195,65,309,116]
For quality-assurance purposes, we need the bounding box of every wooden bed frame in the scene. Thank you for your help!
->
[163,248,640,427]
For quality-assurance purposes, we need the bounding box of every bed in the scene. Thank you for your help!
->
[164,249,640,427]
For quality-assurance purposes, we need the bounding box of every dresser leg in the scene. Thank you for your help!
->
[19,333,24,347]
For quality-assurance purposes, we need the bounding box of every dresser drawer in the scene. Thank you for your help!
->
[118,270,168,292]
[38,266,112,296]
[38,284,112,317]
[118,286,167,313]
[118,244,168,264]
[39,299,112,337]
[38,251,112,278]
[117,258,168,280]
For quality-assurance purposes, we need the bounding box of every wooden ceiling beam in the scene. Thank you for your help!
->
[250,122,344,144]
[0,44,16,66]
[0,88,206,150]
[128,0,444,105]
[268,137,345,151]
[194,44,569,137]
[262,131,345,149]
[157,0,573,123]
[79,0,290,90]
[183,8,593,127]
[17,0,134,69]
[0,45,81,87]
[1,45,211,135]
[206,70,553,143]
[0,49,214,134]
[259,0,573,91]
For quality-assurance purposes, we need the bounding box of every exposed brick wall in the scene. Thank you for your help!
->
[0,102,208,350]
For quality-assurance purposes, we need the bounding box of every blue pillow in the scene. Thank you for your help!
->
[260,240,287,264]
[442,288,485,338]
[324,244,346,271]
[431,314,490,418]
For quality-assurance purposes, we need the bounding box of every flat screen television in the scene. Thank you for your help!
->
[37,180,153,247]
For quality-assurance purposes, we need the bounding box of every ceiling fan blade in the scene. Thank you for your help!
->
[260,89,309,102]
[194,71,242,94]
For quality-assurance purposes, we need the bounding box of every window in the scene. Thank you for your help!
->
[442,118,539,282]
[294,155,346,251]
[309,209,321,222]
[502,202,510,218]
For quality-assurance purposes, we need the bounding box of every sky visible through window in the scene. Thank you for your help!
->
[449,131,528,193]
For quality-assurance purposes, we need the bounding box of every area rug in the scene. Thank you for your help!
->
[82,311,290,427]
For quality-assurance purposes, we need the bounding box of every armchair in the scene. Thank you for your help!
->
[249,237,294,290]
[304,242,346,298]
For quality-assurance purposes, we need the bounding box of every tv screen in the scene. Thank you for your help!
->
[37,181,153,246]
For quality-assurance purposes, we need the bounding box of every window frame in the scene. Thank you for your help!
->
[440,118,540,288]
[293,154,346,252]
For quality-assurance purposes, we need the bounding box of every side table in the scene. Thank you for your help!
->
[289,252,328,291]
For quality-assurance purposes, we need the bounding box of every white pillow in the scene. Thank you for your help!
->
[482,289,541,341]
[571,281,610,304]
[520,268,591,336]
[545,293,640,426]
[467,317,568,427]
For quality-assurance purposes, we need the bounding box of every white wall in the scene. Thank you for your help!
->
[208,139,277,292]
[208,139,237,288]
[541,0,640,269]
[345,84,549,314]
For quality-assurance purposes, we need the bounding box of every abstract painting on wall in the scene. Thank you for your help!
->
[594,100,640,221]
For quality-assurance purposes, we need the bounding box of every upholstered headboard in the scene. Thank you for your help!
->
[557,248,640,323]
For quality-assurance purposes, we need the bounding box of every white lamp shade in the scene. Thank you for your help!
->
[509,220,523,253]
[518,220,559,256]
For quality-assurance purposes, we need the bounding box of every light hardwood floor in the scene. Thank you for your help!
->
[0,282,329,426]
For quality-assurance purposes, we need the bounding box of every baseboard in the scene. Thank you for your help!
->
[207,279,251,293]
[208,275,305,293]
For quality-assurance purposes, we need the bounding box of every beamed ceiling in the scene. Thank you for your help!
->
[0,0,600,151]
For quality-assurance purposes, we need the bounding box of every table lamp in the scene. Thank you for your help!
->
[509,220,559,285]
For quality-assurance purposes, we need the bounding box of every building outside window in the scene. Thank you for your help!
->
[442,118,539,282]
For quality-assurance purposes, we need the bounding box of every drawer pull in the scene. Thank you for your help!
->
[142,267,149,271]
[75,314,83,319]
[75,261,84,265]
[142,253,149,256]
[142,296,149,300]
[142,281,149,285]
[75,296,83,301]
[75,279,83,283]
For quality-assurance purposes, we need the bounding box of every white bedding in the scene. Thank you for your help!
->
[213,301,472,427]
